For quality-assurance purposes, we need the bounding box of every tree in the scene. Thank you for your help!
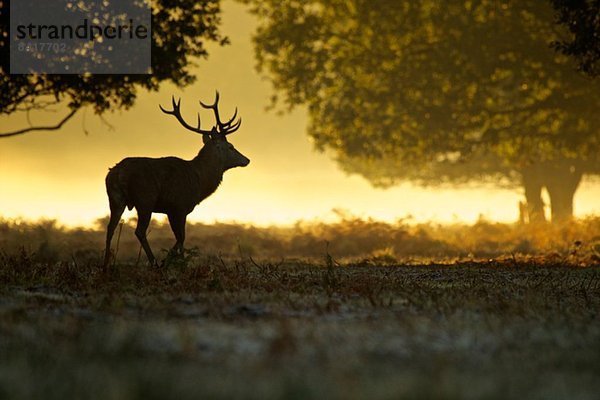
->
[242,0,600,222]
[0,0,228,138]
[550,0,600,77]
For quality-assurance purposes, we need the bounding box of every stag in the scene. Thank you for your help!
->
[103,92,249,267]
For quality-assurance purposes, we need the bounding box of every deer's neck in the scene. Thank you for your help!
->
[190,148,225,197]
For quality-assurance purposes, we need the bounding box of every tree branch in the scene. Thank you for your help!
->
[0,108,79,138]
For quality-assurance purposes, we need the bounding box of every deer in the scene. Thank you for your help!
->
[103,92,250,267]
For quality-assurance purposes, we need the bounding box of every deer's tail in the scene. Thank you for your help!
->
[106,166,134,211]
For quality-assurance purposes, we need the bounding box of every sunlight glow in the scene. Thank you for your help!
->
[1,1,599,228]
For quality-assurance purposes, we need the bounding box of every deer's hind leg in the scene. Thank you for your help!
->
[104,199,126,268]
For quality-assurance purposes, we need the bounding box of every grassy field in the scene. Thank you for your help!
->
[1,218,599,399]
[1,244,599,399]
[3,215,600,262]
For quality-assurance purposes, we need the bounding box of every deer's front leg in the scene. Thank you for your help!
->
[168,212,186,255]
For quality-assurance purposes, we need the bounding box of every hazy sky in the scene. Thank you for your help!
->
[1,1,599,227]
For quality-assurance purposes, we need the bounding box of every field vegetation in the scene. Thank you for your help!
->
[2,215,600,263]
[0,217,599,399]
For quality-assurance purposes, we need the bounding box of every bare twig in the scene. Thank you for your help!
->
[0,108,79,138]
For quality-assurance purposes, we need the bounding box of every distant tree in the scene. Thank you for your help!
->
[0,0,228,138]
[242,0,600,222]
[550,0,600,77]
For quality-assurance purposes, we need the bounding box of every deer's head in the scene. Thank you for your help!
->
[160,92,250,170]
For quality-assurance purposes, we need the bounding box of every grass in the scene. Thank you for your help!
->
[3,215,600,261]
[0,245,599,399]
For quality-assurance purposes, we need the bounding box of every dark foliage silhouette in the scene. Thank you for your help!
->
[0,0,228,137]
[551,0,600,77]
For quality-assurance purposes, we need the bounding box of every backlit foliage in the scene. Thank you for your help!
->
[242,0,600,189]
[2,217,599,263]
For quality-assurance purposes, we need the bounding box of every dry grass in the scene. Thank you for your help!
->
[0,219,599,399]
[2,216,600,263]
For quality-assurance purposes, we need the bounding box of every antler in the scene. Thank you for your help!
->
[159,96,214,135]
[199,91,242,135]
[160,92,242,136]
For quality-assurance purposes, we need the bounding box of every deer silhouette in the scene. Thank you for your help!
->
[103,92,249,267]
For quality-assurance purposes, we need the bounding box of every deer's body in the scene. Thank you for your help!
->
[103,93,249,267]
[106,153,224,216]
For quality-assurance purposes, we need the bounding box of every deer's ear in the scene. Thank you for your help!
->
[203,134,210,144]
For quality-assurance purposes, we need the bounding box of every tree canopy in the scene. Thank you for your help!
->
[0,0,228,137]
[243,0,600,221]
[550,0,600,77]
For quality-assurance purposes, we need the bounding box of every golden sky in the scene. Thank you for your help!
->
[1,1,599,227]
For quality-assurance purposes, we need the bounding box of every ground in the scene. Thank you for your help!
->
[0,254,598,399]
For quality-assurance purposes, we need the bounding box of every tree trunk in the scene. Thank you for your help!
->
[544,162,583,222]
[521,166,546,223]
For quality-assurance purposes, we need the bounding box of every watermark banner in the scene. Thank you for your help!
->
[10,0,151,74]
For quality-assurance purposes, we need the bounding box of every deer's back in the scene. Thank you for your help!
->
[107,156,202,214]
